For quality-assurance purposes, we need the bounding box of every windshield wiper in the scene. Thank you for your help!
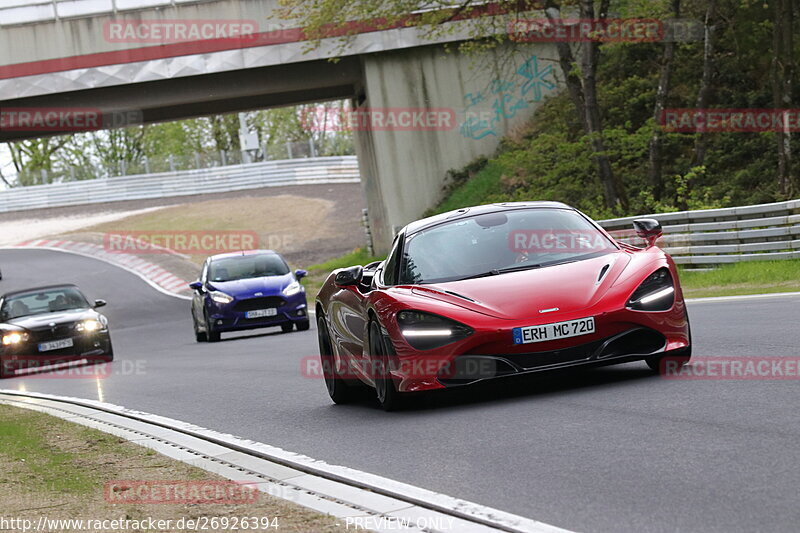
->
[460,263,543,281]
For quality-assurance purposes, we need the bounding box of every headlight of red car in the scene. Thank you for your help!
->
[397,310,473,351]
[627,268,675,311]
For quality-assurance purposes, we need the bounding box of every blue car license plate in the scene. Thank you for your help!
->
[246,309,278,319]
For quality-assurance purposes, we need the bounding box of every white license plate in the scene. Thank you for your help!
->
[38,338,74,352]
[246,308,278,319]
[513,317,595,345]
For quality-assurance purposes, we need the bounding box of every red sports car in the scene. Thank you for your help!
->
[315,202,691,410]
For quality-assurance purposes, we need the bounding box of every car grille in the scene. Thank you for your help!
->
[27,323,77,342]
[233,296,286,312]
[440,328,667,385]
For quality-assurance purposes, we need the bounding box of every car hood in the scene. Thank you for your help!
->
[209,274,293,298]
[417,253,629,320]
[4,308,97,330]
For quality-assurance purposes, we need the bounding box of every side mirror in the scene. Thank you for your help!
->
[633,219,663,248]
[334,266,363,287]
[189,281,204,293]
[295,269,308,280]
[93,299,107,308]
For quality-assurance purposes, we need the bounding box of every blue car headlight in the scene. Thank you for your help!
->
[209,291,234,305]
[283,281,303,297]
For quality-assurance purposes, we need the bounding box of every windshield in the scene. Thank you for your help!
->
[399,208,617,284]
[209,254,290,282]
[1,287,90,319]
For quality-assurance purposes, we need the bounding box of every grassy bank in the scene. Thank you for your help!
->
[679,261,800,298]
[0,404,344,532]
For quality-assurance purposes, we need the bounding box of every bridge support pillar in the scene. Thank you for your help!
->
[353,43,560,254]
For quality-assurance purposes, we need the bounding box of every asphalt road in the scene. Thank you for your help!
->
[2,248,799,533]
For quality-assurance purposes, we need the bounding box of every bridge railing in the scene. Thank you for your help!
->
[0,0,204,27]
[0,156,360,213]
[598,199,800,265]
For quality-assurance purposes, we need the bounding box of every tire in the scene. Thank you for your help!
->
[0,356,8,379]
[296,319,311,331]
[205,312,221,343]
[647,314,692,373]
[103,341,115,362]
[193,314,207,342]
[368,320,406,411]
[317,315,354,404]
[281,323,294,333]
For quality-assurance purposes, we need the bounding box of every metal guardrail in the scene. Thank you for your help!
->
[598,199,800,265]
[0,156,360,213]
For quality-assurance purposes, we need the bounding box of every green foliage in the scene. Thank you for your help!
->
[426,0,800,218]
[0,405,97,493]
[679,260,800,298]
[4,102,355,185]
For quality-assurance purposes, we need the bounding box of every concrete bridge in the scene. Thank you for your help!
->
[0,0,562,251]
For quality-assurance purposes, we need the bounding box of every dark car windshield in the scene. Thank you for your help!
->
[398,208,618,284]
[1,287,90,320]
[209,254,290,282]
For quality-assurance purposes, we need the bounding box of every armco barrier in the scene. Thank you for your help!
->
[598,199,800,265]
[0,156,359,213]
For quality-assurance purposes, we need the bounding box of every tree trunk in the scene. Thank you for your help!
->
[580,0,624,209]
[692,0,716,167]
[648,0,680,202]
[543,1,588,131]
[771,0,794,197]
[545,0,623,209]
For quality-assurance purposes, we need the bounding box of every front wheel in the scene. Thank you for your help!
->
[296,319,310,331]
[205,312,221,342]
[318,316,354,404]
[193,314,207,342]
[281,323,294,333]
[369,321,406,411]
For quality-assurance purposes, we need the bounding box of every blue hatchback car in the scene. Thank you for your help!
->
[190,250,309,342]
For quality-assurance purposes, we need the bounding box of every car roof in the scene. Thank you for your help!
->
[404,201,574,235]
[1,283,82,299]
[208,250,281,261]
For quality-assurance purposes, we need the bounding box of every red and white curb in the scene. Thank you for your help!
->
[5,239,192,300]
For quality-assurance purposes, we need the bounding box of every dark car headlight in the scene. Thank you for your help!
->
[397,310,473,351]
[2,331,29,345]
[76,319,105,333]
[627,268,675,311]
